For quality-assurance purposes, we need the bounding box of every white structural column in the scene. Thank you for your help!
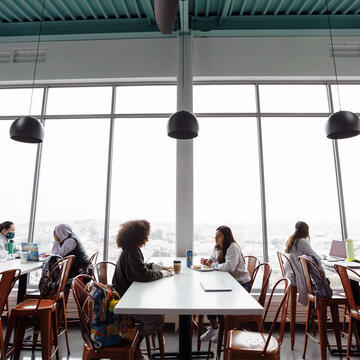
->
[176,34,194,256]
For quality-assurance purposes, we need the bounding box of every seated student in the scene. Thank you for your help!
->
[200,225,251,343]
[51,224,90,279]
[285,221,324,306]
[112,220,172,348]
[0,221,16,252]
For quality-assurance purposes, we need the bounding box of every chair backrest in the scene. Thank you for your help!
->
[249,262,272,306]
[260,277,290,354]
[59,255,75,292]
[41,257,68,300]
[84,251,99,276]
[72,274,96,349]
[277,251,295,279]
[244,255,260,279]
[334,264,359,310]
[94,261,116,285]
[298,256,332,298]
[0,269,21,314]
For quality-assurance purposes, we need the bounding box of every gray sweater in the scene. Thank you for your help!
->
[285,237,323,306]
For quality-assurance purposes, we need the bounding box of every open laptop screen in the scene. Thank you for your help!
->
[329,240,346,259]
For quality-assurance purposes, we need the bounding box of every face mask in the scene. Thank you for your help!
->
[6,232,15,240]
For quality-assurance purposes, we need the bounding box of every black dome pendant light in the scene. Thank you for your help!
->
[167,110,199,139]
[154,0,179,35]
[324,0,360,139]
[10,0,46,143]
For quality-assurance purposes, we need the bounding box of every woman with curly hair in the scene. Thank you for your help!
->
[112,219,172,353]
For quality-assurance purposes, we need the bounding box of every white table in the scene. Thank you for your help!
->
[115,258,263,359]
[0,259,43,303]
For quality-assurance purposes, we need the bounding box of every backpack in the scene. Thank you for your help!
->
[38,255,63,296]
[89,281,133,348]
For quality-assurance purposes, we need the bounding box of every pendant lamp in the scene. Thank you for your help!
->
[154,0,178,34]
[10,0,46,143]
[167,110,199,139]
[324,0,360,139]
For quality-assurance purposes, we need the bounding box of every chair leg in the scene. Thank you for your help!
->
[145,336,152,359]
[330,304,343,355]
[39,310,52,360]
[52,311,60,360]
[290,285,297,350]
[4,310,16,353]
[347,315,353,360]
[0,319,6,360]
[317,301,328,360]
[157,328,165,360]
[13,317,27,360]
[303,302,312,359]
[206,340,212,360]
[197,315,204,351]
[61,296,71,355]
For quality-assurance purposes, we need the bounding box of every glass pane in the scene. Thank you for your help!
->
[46,87,112,115]
[339,137,360,253]
[194,85,256,113]
[194,117,262,282]
[34,119,109,260]
[262,117,341,287]
[116,85,176,113]
[259,85,329,113]
[109,118,175,263]
[0,88,43,116]
[332,85,360,112]
[0,120,37,243]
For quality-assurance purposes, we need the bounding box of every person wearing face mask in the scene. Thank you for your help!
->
[285,221,323,306]
[0,221,16,251]
[199,225,251,343]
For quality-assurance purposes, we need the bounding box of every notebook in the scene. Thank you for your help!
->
[21,242,40,261]
[200,280,232,292]
[326,240,347,262]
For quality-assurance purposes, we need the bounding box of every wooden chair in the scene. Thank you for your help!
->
[93,261,165,359]
[24,255,75,356]
[85,251,99,276]
[215,262,272,359]
[335,264,360,359]
[4,259,69,360]
[244,255,260,281]
[72,274,139,360]
[0,269,21,360]
[277,251,297,349]
[299,256,346,360]
[225,277,290,360]
[94,261,116,285]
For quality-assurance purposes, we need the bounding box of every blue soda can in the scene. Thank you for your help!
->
[186,249,193,268]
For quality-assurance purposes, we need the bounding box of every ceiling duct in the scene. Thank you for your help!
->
[154,0,178,34]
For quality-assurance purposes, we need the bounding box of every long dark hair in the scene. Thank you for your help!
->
[0,221,13,232]
[216,225,237,264]
[285,221,310,253]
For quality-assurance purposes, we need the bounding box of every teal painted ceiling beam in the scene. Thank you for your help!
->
[191,14,360,32]
[141,0,156,25]
[219,0,231,23]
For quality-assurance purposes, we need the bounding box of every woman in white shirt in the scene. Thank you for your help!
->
[199,225,251,343]
[0,221,15,251]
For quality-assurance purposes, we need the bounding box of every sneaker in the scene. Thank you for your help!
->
[200,326,219,342]
[211,332,218,343]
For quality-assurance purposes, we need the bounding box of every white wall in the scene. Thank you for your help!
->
[0,36,360,84]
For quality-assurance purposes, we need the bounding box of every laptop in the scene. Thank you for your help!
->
[200,280,232,292]
[326,240,347,262]
[21,242,40,262]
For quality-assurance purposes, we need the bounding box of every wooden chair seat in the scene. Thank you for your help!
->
[226,330,280,359]
[12,299,56,313]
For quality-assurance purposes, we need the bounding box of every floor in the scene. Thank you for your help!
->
[7,323,350,359]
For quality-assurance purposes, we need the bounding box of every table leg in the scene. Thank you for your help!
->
[179,315,192,359]
[17,273,28,304]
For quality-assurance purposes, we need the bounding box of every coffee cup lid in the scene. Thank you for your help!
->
[173,260,181,263]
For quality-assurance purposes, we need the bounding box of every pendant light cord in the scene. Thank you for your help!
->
[29,0,46,115]
[325,0,342,111]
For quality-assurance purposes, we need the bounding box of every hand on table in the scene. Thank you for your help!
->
[201,258,213,266]
[162,266,173,272]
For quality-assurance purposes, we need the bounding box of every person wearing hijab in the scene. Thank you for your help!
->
[52,224,90,279]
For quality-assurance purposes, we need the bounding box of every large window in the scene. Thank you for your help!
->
[194,117,262,259]
[109,118,176,262]
[34,118,109,258]
[262,117,341,284]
